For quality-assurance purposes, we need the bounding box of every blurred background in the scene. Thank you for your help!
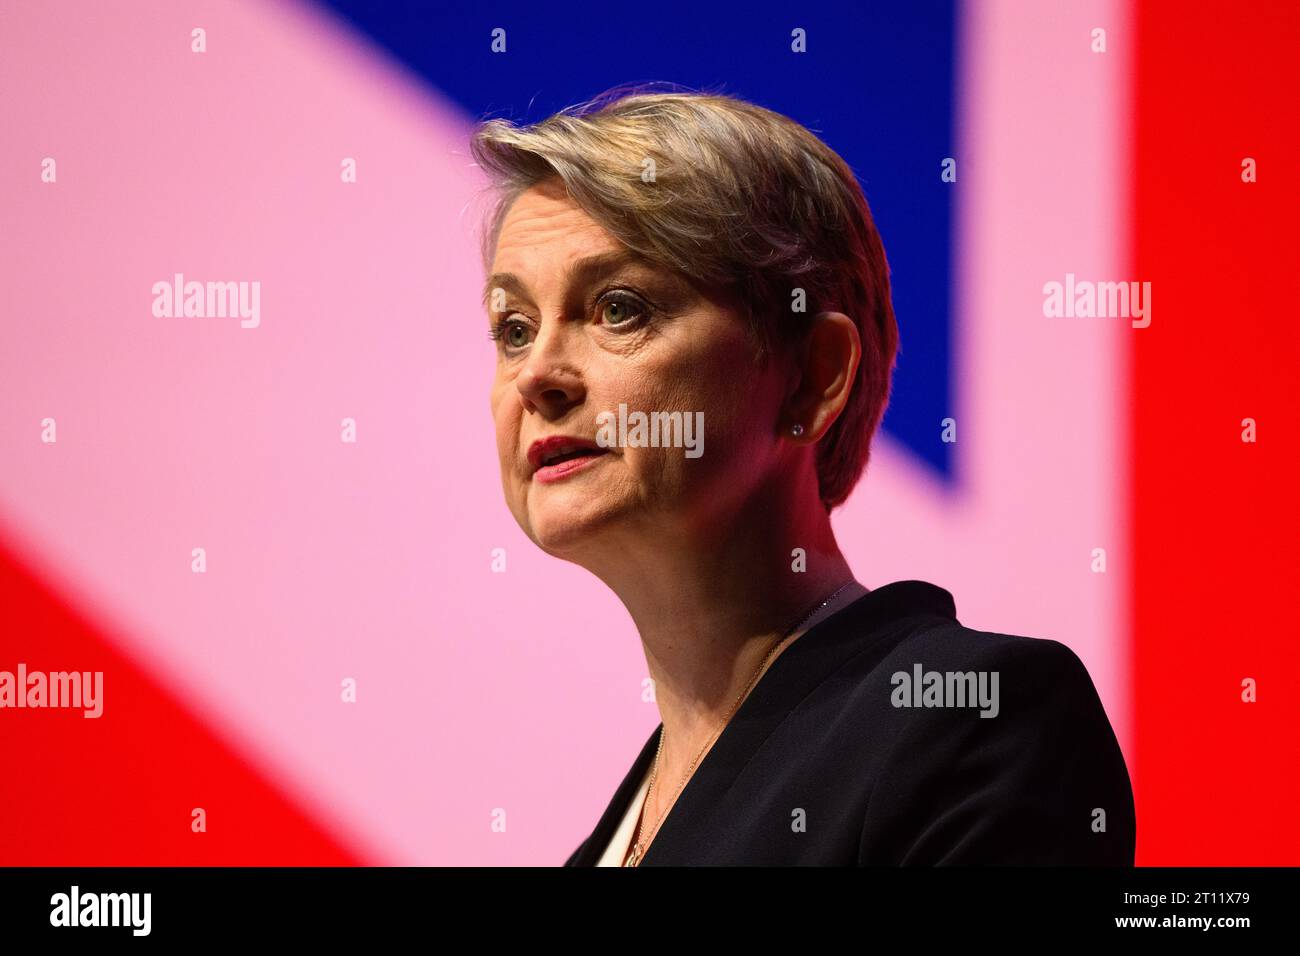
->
[1,0,1295,865]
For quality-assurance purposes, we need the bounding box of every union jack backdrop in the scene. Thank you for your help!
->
[1,0,1296,868]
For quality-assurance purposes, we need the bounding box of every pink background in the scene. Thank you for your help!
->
[0,0,1128,864]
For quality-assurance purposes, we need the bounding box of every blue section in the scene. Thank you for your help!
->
[314,0,956,478]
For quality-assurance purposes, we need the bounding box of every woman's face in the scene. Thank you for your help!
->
[486,178,791,559]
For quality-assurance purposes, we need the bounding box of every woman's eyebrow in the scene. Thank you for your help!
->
[481,250,666,311]
[481,272,530,311]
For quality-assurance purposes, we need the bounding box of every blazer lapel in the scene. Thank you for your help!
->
[566,581,956,866]
[640,581,956,865]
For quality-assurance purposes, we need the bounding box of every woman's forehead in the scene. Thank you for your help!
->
[492,186,615,262]
[496,198,609,255]
[487,181,716,308]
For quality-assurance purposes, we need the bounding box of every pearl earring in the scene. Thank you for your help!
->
[791,424,804,437]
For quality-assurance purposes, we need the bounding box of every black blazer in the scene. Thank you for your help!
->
[564,580,1135,865]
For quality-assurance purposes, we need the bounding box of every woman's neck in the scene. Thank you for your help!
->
[576,477,865,842]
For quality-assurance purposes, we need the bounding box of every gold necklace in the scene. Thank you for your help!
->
[622,580,857,866]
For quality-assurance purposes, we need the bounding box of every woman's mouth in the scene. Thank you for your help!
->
[534,448,608,483]
[528,436,611,484]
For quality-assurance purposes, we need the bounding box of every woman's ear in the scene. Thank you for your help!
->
[782,312,861,442]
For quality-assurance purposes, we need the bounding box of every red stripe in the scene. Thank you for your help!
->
[0,535,363,865]
[1132,0,1300,864]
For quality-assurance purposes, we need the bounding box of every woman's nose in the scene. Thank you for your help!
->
[514,321,585,417]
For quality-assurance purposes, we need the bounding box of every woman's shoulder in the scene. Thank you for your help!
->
[824,581,1097,695]
[812,604,1130,785]
[805,583,1117,739]
[818,616,1135,863]
[876,618,1098,693]
[830,600,1103,710]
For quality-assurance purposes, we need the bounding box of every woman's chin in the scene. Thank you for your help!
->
[524,497,624,557]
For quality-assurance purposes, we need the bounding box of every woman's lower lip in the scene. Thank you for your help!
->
[533,452,608,483]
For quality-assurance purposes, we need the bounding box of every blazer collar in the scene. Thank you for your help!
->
[568,580,957,866]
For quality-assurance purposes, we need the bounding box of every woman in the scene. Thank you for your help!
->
[471,87,1135,866]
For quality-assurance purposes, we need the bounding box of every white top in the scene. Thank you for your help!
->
[596,762,653,866]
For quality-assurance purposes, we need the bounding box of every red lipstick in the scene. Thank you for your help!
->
[527,436,610,484]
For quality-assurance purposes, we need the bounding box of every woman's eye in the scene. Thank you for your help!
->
[599,293,648,327]
[505,321,532,348]
[489,316,534,352]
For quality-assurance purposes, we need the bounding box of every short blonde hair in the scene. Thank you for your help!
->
[471,84,899,510]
